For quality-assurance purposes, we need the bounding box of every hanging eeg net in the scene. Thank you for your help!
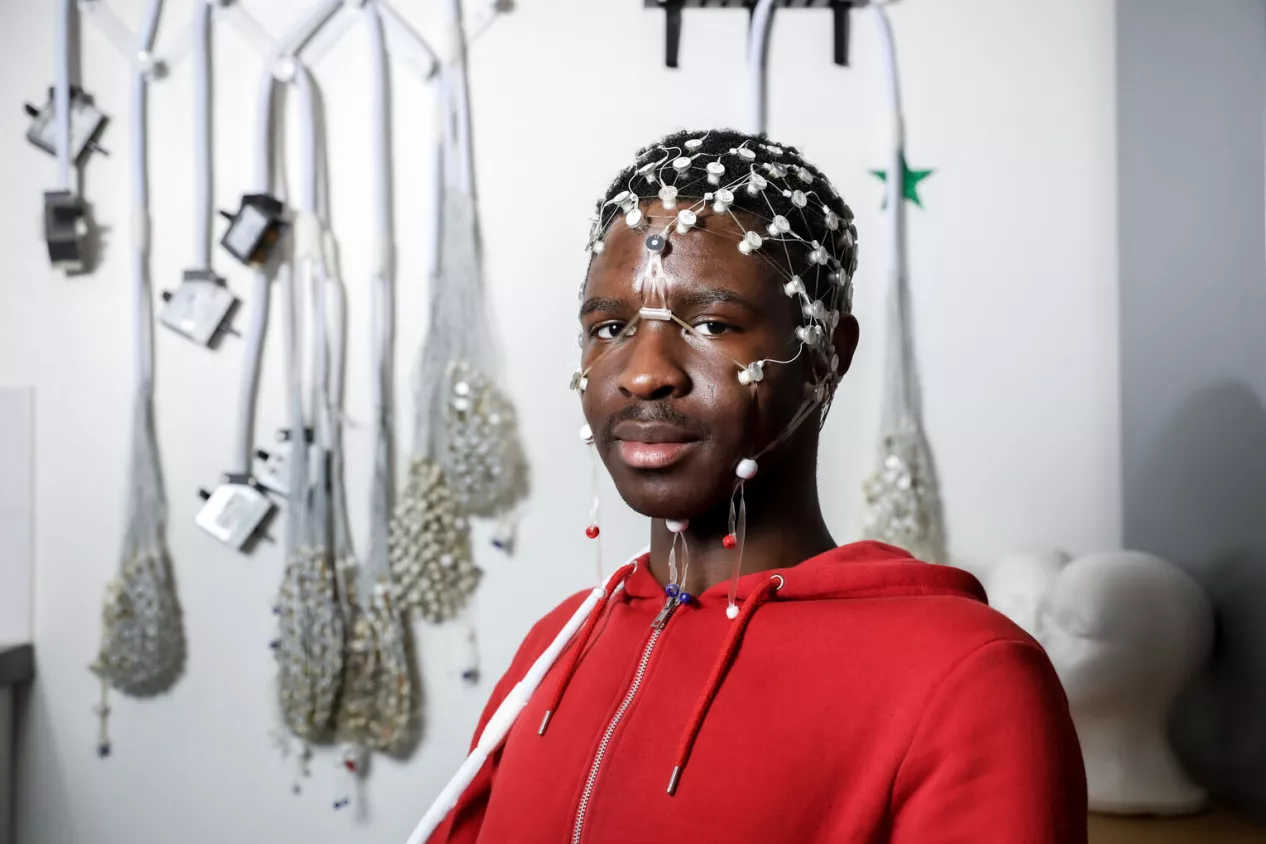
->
[389,16,527,625]
[90,0,185,757]
[269,67,344,748]
[91,395,186,722]
[332,2,414,768]
[859,3,947,563]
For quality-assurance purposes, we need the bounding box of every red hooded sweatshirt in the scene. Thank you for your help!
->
[429,541,1087,843]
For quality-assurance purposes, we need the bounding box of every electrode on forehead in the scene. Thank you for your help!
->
[737,230,762,255]
[645,234,666,253]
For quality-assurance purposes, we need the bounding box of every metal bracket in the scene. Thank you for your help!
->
[644,0,858,68]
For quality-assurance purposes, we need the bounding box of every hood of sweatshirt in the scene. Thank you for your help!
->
[431,541,1085,844]
[619,540,987,606]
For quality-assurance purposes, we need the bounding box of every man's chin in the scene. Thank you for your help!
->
[608,470,736,522]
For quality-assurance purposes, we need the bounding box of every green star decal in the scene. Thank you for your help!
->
[870,154,934,208]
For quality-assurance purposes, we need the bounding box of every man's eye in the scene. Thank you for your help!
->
[693,321,731,337]
[593,322,629,340]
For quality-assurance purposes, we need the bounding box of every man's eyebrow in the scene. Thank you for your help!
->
[579,296,630,319]
[669,287,759,312]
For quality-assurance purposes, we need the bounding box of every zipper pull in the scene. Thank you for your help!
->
[651,594,680,630]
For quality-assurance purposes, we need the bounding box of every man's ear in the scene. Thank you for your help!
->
[832,313,860,377]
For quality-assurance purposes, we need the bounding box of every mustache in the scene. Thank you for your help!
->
[603,402,711,441]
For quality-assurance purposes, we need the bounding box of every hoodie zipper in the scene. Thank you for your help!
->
[571,594,681,844]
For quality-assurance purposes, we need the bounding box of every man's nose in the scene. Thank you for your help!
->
[617,322,691,401]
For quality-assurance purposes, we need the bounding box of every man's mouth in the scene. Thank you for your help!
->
[610,421,701,470]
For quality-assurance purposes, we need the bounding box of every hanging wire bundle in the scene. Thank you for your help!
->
[270,66,344,747]
[859,3,947,564]
[331,2,415,772]
[91,396,186,749]
[389,0,527,625]
[90,0,185,757]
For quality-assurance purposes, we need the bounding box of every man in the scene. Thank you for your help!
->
[425,129,1086,843]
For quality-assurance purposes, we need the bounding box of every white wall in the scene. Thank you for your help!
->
[0,1,1119,842]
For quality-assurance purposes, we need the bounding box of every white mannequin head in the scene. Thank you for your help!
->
[1037,550,1214,815]
[983,549,1070,639]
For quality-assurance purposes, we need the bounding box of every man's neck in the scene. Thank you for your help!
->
[646,474,836,596]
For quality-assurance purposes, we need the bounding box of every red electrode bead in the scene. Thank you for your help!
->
[344,759,357,772]
[723,534,738,549]
[585,525,601,539]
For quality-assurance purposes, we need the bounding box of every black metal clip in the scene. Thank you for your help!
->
[43,190,88,273]
[664,0,685,68]
[650,0,855,69]
[830,0,855,67]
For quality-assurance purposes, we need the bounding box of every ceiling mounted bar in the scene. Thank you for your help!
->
[646,0,859,67]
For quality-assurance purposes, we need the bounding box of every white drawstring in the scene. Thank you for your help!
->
[404,548,649,844]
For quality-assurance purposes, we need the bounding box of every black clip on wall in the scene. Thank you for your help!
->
[646,0,859,69]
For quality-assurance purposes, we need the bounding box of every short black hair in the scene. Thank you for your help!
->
[590,128,857,308]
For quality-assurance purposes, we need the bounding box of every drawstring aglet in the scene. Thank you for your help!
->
[666,766,682,796]
[538,710,554,736]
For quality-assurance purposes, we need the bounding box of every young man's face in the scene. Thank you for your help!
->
[578,201,822,520]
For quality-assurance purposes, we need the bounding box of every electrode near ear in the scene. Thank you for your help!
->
[159,270,239,347]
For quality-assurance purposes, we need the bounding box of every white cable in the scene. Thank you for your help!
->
[379,1,439,78]
[282,0,344,59]
[82,0,142,66]
[429,86,445,281]
[192,0,212,269]
[403,548,648,844]
[442,0,474,195]
[366,0,393,578]
[55,0,73,191]
[232,3,342,476]
[285,65,321,553]
[747,0,778,135]
[232,68,278,476]
[131,0,163,391]
[869,3,918,424]
[293,70,318,218]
